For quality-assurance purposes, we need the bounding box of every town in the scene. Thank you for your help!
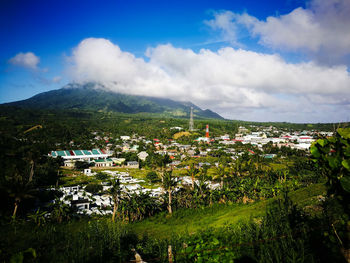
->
[47,122,332,216]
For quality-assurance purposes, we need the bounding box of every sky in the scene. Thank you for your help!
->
[1,0,350,123]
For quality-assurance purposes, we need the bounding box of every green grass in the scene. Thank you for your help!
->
[131,202,266,239]
[131,183,326,239]
[59,174,95,186]
[269,163,288,170]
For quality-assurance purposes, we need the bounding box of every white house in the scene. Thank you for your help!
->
[84,168,92,176]
[127,161,139,168]
[93,158,114,167]
[137,151,149,161]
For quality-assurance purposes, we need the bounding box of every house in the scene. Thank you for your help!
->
[220,134,230,140]
[238,126,249,134]
[264,154,277,159]
[199,151,208,156]
[137,151,149,161]
[170,161,181,167]
[93,158,114,167]
[111,158,125,165]
[198,162,211,168]
[297,136,313,143]
[127,161,139,168]
[122,145,130,152]
[195,137,210,143]
[187,149,196,156]
[84,168,92,175]
[71,199,90,210]
[63,160,75,168]
[129,145,139,152]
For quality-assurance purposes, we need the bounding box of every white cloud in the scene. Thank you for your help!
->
[206,0,350,64]
[204,11,242,46]
[68,38,350,122]
[8,52,40,70]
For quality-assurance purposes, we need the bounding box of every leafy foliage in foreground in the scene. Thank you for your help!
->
[311,128,350,209]
[0,193,347,263]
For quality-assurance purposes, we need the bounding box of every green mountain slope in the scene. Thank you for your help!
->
[3,83,223,119]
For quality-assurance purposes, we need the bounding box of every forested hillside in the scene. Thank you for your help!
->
[3,82,223,119]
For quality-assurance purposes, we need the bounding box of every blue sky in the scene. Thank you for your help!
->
[1,0,350,122]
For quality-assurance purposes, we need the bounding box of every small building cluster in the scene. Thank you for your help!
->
[54,170,164,215]
[50,149,113,167]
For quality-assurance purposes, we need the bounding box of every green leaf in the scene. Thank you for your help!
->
[344,146,350,157]
[342,160,350,171]
[340,176,350,193]
[310,146,320,158]
[185,246,194,254]
[338,128,350,139]
[317,139,327,147]
[212,238,220,246]
[328,137,336,143]
[327,156,340,169]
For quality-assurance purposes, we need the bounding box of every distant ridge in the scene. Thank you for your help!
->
[2,82,224,119]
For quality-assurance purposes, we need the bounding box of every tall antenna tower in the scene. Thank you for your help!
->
[189,107,194,131]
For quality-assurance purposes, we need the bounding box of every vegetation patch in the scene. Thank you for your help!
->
[131,183,326,239]
[173,131,191,139]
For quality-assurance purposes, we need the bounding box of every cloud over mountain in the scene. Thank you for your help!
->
[206,0,350,65]
[68,38,350,123]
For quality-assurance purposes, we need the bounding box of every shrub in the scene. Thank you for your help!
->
[146,171,161,183]
[85,183,103,194]
[95,172,109,181]
[75,161,90,170]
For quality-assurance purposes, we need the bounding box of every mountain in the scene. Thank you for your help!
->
[3,83,224,119]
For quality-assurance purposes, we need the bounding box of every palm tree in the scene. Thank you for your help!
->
[214,163,227,189]
[186,163,199,190]
[162,170,177,214]
[109,179,121,222]
[50,199,72,223]
[7,167,35,219]
[196,167,209,196]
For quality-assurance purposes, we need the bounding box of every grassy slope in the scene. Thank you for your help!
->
[58,167,326,238]
[131,183,326,239]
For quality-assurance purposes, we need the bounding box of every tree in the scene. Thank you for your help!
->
[311,128,350,261]
[109,179,121,222]
[95,172,109,181]
[8,173,35,219]
[311,128,350,213]
[186,163,199,190]
[6,161,36,219]
[27,208,47,226]
[162,170,177,214]
[214,163,227,189]
[158,154,171,169]
[196,167,209,196]
[85,183,103,194]
[146,171,161,183]
[50,199,72,223]
[75,161,90,170]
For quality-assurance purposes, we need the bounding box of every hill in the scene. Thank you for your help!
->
[3,82,223,119]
